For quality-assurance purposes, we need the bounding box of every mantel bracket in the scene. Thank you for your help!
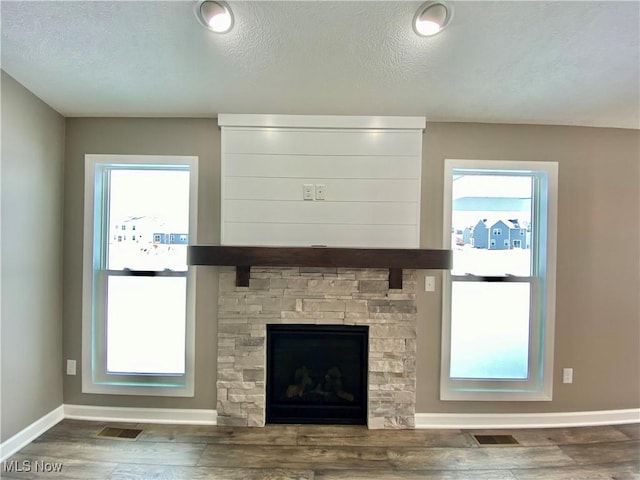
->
[388,268,403,289]
[236,266,251,287]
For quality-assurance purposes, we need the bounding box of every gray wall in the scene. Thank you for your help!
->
[1,71,65,442]
[63,118,640,414]
[63,118,219,407]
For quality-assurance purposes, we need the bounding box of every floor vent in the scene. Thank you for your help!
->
[97,427,143,440]
[472,434,519,446]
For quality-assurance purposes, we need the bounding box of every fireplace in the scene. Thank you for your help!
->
[266,324,368,425]
[215,266,418,429]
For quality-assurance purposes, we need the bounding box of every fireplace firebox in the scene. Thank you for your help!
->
[266,324,368,425]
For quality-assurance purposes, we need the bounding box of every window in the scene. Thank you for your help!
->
[82,155,198,396]
[442,160,557,401]
[493,228,502,235]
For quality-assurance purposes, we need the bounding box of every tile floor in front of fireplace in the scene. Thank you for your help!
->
[2,420,639,479]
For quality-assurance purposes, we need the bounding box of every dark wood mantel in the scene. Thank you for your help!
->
[188,246,452,289]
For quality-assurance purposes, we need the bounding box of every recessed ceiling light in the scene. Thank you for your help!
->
[413,1,453,37]
[195,0,234,34]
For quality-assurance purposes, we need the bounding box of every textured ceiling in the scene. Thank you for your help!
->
[2,1,639,129]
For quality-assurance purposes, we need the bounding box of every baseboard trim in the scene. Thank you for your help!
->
[2,405,636,459]
[415,408,640,429]
[63,404,217,426]
[0,405,65,462]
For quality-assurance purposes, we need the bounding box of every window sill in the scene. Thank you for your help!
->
[81,379,194,397]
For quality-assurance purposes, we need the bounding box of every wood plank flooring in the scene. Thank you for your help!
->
[1,420,638,479]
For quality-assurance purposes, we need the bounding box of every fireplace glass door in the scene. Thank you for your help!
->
[266,324,368,425]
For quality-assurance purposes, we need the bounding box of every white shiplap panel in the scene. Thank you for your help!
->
[225,178,419,202]
[223,223,419,248]
[225,200,418,225]
[220,118,424,248]
[224,129,422,156]
[225,154,420,179]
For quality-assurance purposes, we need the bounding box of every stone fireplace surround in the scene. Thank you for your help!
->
[216,266,417,429]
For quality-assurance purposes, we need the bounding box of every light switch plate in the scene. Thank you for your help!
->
[303,184,314,200]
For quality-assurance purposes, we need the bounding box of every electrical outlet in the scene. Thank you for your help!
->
[66,359,77,376]
[425,275,436,292]
[562,367,573,384]
[303,184,314,200]
[315,184,325,200]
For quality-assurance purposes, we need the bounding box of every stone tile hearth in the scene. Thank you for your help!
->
[216,267,417,429]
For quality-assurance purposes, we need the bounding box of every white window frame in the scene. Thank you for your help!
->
[441,159,558,401]
[82,154,198,396]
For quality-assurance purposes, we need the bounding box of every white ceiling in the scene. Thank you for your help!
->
[2,1,639,129]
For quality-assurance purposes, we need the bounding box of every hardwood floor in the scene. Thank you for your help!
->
[2,420,638,479]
